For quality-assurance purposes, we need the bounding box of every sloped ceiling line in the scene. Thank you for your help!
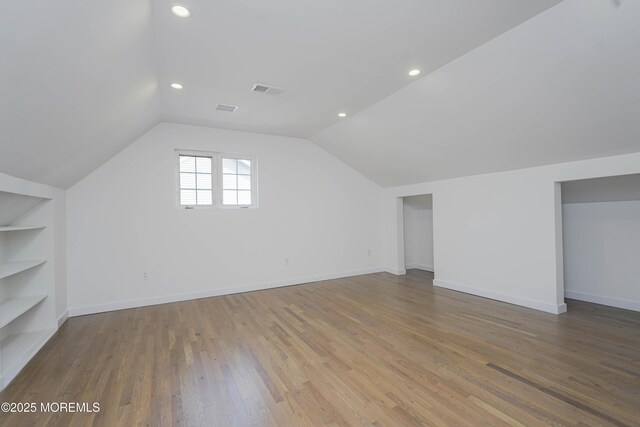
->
[6,0,640,190]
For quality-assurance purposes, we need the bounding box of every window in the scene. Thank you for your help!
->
[178,154,213,206]
[222,157,253,206]
[176,151,257,208]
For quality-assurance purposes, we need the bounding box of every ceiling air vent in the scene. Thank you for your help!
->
[215,103,238,113]
[252,83,284,96]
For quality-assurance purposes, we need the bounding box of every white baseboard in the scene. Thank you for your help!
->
[384,267,406,275]
[57,311,69,327]
[405,263,434,272]
[565,290,640,312]
[433,279,567,314]
[69,267,385,317]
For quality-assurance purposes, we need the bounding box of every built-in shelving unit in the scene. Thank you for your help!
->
[0,295,48,329]
[0,260,47,280]
[0,189,56,390]
[0,328,54,388]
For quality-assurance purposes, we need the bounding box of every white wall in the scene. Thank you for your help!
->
[402,195,433,271]
[66,122,383,315]
[562,174,640,204]
[382,152,640,314]
[563,200,640,312]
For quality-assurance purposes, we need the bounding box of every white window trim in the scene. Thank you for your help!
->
[219,153,258,209]
[175,149,258,209]
[176,150,216,209]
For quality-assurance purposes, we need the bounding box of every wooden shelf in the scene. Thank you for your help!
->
[0,226,45,232]
[0,260,46,280]
[0,295,47,329]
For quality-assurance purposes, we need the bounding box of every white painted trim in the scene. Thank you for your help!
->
[433,279,567,314]
[384,267,406,275]
[69,267,385,317]
[405,263,434,272]
[57,311,69,327]
[565,290,640,312]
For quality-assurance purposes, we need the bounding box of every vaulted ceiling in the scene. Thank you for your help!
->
[3,0,639,190]
[153,0,561,137]
[1,0,562,188]
[1,0,161,189]
[311,0,640,187]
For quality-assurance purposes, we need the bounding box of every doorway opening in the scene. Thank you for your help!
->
[560,173,640,312]
[402,194,434,280]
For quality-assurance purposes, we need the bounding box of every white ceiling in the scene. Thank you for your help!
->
[154,0,561,137]
[311,0,640,187]
[0,0,161,189]
[1,0,561,188]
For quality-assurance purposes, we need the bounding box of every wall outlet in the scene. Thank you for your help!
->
[367,249,372,257]
[284,257,290,266]
[142,271,150,281]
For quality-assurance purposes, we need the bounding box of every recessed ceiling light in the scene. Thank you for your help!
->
[170,83,183,89]
[408,69,421,77]
[171,5,190,18]
[338,113,347,118]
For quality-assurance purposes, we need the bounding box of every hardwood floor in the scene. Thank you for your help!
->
[1,270,639,426]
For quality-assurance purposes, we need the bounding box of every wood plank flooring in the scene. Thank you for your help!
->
[1,270,639,426]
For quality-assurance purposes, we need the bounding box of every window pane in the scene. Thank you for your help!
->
[237,174,251,190]
[237,190,252,205]
[180,190,196,205]
[179,156,196,172]
[223,174,237,190]
[180,173,196,189]
[237,159,251,175]
[222,158,237,174]
[223,190,237,205]
[197,190,212,205]
[196,173,212,190]
[196,156,212,173]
